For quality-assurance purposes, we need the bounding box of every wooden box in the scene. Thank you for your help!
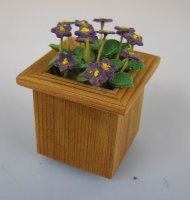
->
[16,43,160,178]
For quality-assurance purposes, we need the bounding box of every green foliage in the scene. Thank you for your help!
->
[121,43,128,50]
[109,59,123,70]
[74,47,95,62]
[80,63,88,68]
[49,44,59,52]
[90,37,100,50]
[61,48,69,53]
[48,55,59,67]
[74,56,84,68]
[128,60,144,71]
[90,51,96,62]
[109,72,133,88]
[76,73,88,82]
[73,47,85,58]
[90,43,99,50]
[102,39,120,56]
[90,39,100,50]
[49,44,69,53]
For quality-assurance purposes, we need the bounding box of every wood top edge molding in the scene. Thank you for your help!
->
[16,43,160,115]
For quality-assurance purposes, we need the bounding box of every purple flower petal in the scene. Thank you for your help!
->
[54,53,75,74]
[82,62,108,86]
[75,20,89,27]
[51,23,72,38]
[124,33,143,46]
[93,18,113,23]
[100,58,117,78]
[120,51,141,61]
[75,37,96,44]
[75,25,96,38]
[115,26,135,35]
[96,30,115,35]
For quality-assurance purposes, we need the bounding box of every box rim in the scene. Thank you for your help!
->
[16,43,160,115]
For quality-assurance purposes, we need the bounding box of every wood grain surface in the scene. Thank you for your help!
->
[33,89,144,178]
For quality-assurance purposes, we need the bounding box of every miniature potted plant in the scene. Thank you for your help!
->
[48,18,144,88]
[16,18,160,178]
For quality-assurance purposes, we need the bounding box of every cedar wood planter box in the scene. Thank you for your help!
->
[16,40,160,178]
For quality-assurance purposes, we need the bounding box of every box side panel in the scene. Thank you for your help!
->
[33,90,118,178]
[112,90,144,174]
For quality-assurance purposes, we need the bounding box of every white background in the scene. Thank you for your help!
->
[0,0,190,199]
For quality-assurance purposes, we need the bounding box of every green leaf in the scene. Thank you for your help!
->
[61,48,69,53]
[73,47,85,58]
[90,43,99,50]
[49,44,69,53]
[109,72,133,88]
[49,44,59,52]
[76,73,88,82]
[109,59,123,70]
[128,60,144,71]
[90,51,96,62]
[80,63,88,68]
[74,56,84,68]
[90,39,100,50]
[121,43,128,50]
[48,56,59,67]
[102,39,120,56]
[90,37,100,50]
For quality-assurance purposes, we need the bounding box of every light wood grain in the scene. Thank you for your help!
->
[17,38,160,178]
[33,89,144,178]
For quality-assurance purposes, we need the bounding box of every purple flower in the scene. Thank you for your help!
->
[120,51,141,61]
[75,37,96,44]
[115,26,135,35]
[51,23,72,38]
[75,20,89,27]
[124,33,143,46]
[82,62,108,86]
[54,53,75,74]
[75,26,96,38]
[96,30,115,35]
[100,58,117,78]
[93,18,113,23]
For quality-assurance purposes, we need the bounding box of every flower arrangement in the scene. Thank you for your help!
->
[49,18,144,89]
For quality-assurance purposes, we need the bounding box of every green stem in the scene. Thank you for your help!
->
[68,37,71,52]
[120,59,128,72]
[64,70,68,78]
[66,38,69,51]
[129,44,134,53]
[84,38,90,63]
[116,35,124,59]
[99,22,105,46]
[59,38,63,53]
[97,35,106,62]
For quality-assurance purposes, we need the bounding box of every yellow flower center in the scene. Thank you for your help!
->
[120,26,128,29]
[62,58,69,65]
[102,63,110,71]
[81,27,90,33]
[133,34,141,40]
[129,51,135,55]
[80,21,86,26]
[59,26,65,31]
[94,70,99,77]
